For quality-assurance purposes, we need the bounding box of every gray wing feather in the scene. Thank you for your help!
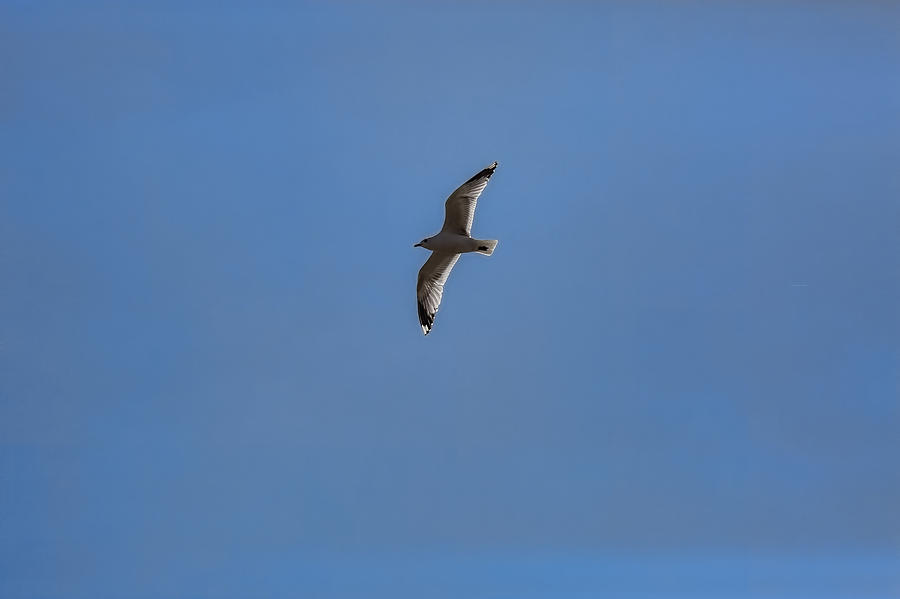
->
[416,251,461,335]
[441,161,498,236]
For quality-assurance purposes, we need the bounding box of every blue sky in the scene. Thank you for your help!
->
[2,2,898,597]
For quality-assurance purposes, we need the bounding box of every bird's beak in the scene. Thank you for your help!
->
[413,242,422,248]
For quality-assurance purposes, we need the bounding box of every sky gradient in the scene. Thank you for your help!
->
[2,2,899,597]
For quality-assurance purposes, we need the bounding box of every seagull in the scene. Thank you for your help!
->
[414,161,500,335]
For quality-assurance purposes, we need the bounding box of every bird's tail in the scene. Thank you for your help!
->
[474,239,499,255]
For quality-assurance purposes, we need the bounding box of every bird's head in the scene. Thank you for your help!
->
[414,238,430,249]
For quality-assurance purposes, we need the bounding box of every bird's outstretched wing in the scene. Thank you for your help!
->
[441,161,498,237]
[416,251,461,335]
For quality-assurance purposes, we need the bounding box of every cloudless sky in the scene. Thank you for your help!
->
[2,2,898,597]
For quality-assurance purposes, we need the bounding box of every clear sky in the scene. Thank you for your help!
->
[2,2,898,597]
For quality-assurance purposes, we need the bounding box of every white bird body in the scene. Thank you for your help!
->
[417,231,495,254]
[414,161,500,335]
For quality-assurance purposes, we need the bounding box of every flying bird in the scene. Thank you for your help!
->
[414,161,500,335]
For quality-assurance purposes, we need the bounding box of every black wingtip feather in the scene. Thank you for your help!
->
[417,299,434,335]
[464,161,498,184]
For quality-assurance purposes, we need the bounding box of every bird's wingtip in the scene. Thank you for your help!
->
[465,161,499,184]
